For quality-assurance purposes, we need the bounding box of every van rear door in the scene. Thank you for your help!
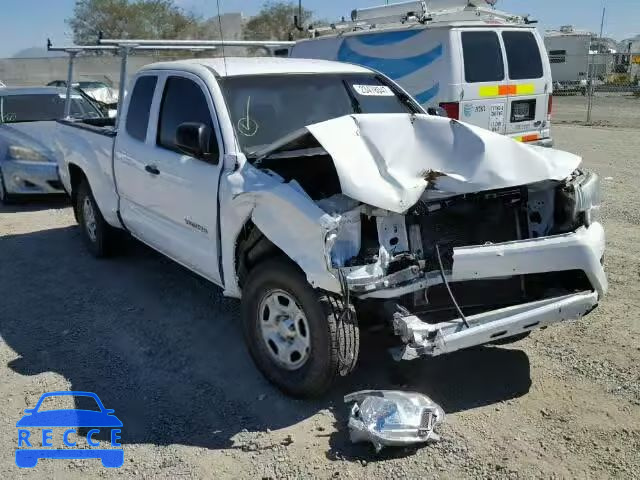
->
[457,30,509,134]
[501,29,550,144]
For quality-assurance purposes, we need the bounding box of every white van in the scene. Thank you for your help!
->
[290,1,554,146]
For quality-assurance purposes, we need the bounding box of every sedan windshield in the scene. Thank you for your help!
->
[221,73,418,155]
[0,93,101,123]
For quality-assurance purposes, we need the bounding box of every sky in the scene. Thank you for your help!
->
[1,0,638,58]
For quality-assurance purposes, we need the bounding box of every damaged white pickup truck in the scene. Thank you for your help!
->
[54,58,606,397]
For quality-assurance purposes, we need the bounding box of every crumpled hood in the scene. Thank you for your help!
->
[297,114,581,213]
[83,87,118,105]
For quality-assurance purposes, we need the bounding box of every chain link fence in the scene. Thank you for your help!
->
[552,52,640,129]
[2,49,638,129]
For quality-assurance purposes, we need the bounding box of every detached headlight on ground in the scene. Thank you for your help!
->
[8,146,49,162]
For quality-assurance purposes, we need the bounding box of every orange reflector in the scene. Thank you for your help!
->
[499,85,517,96]
[479,84,536,97]
[515,134,540,143]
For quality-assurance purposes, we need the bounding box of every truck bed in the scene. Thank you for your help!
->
[56,117,117,136]
[54,117,121,227]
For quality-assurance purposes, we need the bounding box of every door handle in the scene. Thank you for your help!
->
[145,164,160,175]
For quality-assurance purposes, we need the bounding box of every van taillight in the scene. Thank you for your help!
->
[439,102,459,120]
[547,94,553,120]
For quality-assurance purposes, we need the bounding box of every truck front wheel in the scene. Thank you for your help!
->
[75,180,115,258]
[241,258,359,397]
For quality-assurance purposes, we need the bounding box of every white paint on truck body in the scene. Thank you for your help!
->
[53,56,606,362]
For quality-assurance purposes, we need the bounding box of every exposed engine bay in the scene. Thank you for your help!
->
[247,114,607,359]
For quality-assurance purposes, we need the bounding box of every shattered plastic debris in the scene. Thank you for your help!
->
[344,390,444,452]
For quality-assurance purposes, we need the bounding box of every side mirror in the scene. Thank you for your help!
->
[427,106,448,117]
[176,122,214,161]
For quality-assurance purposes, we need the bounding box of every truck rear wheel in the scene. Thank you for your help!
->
[241,258,359,398]
[76,180,115,258]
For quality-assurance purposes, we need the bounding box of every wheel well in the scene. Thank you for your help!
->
[235,221,289,288]
[68,164,87,222]
[68,164,86,206]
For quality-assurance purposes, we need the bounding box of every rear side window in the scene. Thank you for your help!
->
[461,31,504,83]
[157,76,218,159]
[502,31,544,79]
[126,76,157,141]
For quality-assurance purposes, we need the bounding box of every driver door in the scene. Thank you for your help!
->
[116,72,224,285]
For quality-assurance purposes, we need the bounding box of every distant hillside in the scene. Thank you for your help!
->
[12,47,67,59]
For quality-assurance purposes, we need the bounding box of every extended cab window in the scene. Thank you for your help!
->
[461,31,505,83]
[126,76,157,141]
[502,31,544,79]
[157,76,218,159]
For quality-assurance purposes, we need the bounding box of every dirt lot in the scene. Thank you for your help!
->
[1,124,639,479]
[554,93,640,128]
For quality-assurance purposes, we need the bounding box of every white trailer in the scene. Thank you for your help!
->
[544,26,591,90]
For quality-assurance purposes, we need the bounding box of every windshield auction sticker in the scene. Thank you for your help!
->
[352,84,394,96]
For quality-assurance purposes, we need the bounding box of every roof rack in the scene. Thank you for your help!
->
[46,37,293,124]
[309,0,528,38]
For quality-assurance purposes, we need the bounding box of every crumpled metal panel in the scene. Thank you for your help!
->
[344,390,444,452]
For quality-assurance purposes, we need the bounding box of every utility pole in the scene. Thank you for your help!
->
[587,6,606,124]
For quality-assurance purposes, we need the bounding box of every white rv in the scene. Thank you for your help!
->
[290,0,554,147]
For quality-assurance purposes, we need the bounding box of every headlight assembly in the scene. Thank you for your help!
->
[573,171,601,226]
[556,170,601,230]
[8,145,49,162]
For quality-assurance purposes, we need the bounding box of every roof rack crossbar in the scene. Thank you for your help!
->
[97,38,295,48]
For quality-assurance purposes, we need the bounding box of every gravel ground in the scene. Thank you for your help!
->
[554,93,640,128]
[1,124,639,479]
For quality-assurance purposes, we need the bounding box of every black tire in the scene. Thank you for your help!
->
[0,168,15,205]
[75,179,115,258]
[241,258,359,398]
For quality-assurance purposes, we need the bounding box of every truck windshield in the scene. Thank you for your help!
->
[0,93,102,123]
[221,73,418,154]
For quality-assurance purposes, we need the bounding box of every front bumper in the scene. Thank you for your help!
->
[353,223,607,360]
[0,160,63,195]
[391,291,598,359]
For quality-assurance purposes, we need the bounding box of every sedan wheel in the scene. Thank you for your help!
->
[0,169,10,204]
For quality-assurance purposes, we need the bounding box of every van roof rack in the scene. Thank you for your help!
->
[309,0,529,38]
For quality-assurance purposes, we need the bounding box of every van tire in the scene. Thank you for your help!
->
[75,180,115,258]
[241,258,359,398]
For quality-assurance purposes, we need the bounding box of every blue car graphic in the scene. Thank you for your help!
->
[16,391,123,468]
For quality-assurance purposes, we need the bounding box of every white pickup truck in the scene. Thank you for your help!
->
[54,57,607,397]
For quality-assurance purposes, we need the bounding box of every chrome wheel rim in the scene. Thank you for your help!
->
[258,289,311,370]
[83,196,98,243]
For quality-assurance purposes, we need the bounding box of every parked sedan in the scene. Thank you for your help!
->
[0,87,103,203]
[47,80,118,117]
